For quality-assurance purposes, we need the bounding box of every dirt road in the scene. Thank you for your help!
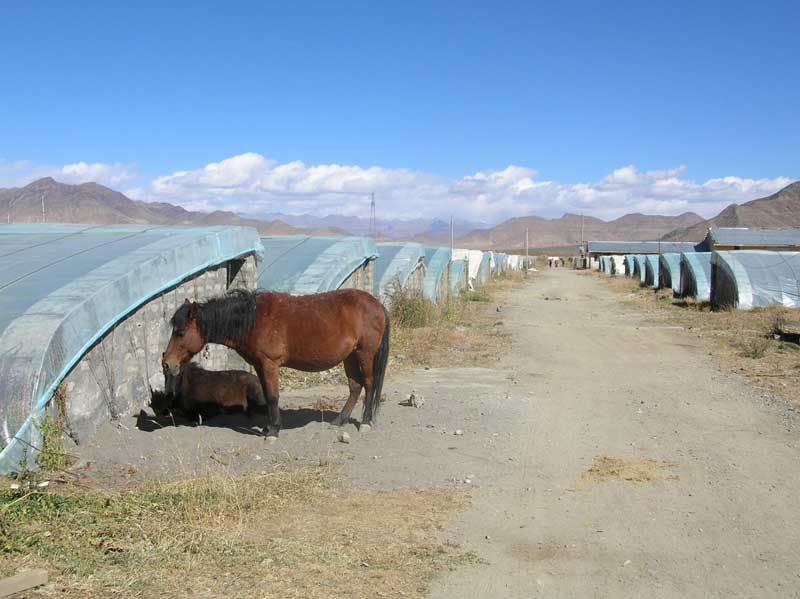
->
[77,269,800,597]
[429,269,800,598]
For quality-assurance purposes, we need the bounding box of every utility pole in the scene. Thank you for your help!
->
[369,192,376,237]
[525,227,529,270]
[450,215,454,253]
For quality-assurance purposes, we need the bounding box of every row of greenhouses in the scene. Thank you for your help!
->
[590,229,800,311]
[0,224,523,472]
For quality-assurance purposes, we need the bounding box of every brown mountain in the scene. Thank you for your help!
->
[663,181,800,241]
[0,178,346,236]
[455,211,704,250]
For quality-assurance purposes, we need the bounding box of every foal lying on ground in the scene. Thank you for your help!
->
[154,361,267,421]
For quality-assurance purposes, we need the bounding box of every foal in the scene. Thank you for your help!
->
[158,361,266,421]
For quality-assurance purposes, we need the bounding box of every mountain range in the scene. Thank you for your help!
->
[662,181,800,241]
[2,178,798,249]
[0,178,346,236]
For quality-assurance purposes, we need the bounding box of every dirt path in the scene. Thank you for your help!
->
[429,269,800,598]
[74,269,800,597]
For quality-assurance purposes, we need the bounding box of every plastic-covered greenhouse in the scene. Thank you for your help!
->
[633,255,647,284]
[658,253,682,294]
[644,255,660,287]
[624,255,636,276]
[257,236,378,294]
[608,255,625,275]
[374,242,426,302]
[0,224,264,472]
[449,259,468,296]
[452,249,484,288]
[422,246,452,303]
[710,250,800,310]
[680,252,712,302]
[477,252,493,286]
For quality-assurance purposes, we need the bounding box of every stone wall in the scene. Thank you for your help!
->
[57,254,257,444]
[338,258,375,294]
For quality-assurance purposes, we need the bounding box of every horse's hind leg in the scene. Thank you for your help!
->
[331,354,363,426]
[357,351,376,427]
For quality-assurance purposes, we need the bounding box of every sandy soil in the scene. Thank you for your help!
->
[75,269,800,598]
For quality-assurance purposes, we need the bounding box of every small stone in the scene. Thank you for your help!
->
[359,423,371,433]
[623,559,631,567]
[338,431,351,444]
[360,561,369,568]
[254,454,262,461]
[454,429,464,436]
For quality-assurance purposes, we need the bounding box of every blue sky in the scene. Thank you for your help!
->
[0,1,798,221]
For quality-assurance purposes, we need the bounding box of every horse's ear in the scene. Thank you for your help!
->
[187,301,199,321]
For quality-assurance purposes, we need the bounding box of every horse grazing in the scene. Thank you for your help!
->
[154,360,266,420]
[162,289,390,437]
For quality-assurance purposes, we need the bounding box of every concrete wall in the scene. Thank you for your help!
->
[55,254,258,444]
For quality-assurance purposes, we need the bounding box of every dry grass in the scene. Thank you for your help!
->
[579,456,677,487]
[390,272,527,370]
[594,272,800,407]
[0,463,473,598]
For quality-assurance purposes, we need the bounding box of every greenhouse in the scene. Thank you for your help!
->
[374,242,426,303]
[710,250,800,310]
[422,246,452,303]
[257,236,378,294]
[0,224,264,472]
[679,252,712,302]
[658,253,682,295]
[624,255,636,277]
[477,252,493,286]
[449,259,468,296]
[644,255,660,287]
[608,255,625,275]
[453,249,483,288]
[633,255,647,284]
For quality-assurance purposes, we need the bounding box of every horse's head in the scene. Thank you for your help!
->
[163,299,205,379]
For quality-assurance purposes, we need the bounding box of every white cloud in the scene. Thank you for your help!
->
[141,153,794,222]
[59,162,136,186]
[0,159,137,188]
[1,154,794,223]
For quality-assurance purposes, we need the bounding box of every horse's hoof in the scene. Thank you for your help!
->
[359,423,371,433]
[265,436,278,444]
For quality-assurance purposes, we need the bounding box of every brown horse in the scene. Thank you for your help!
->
[154,361,266,420]
[162,289,390,437]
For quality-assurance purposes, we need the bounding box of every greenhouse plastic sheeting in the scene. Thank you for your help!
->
[450,259,467,296]
[633,255,647,283]
[453,249,484,287]
[710,251,800,310]
[422,247,452,302]
[624,255,636,277]
[659,253,682,294]
[374,242,425,300]
[680,252,712,302]
[0,224,264,472]
[477,252,493,285]
[257,236,378,294]
[644,254,660,287]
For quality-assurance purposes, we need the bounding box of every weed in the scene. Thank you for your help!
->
[390,287,435,328]
[35,412,66,473]
[462,289,491,302]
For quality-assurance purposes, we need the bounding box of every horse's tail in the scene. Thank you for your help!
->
[363,306,390,424]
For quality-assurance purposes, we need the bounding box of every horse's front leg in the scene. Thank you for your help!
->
[256,359,281,438]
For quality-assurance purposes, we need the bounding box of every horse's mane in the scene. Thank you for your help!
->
[171,289,257,344]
